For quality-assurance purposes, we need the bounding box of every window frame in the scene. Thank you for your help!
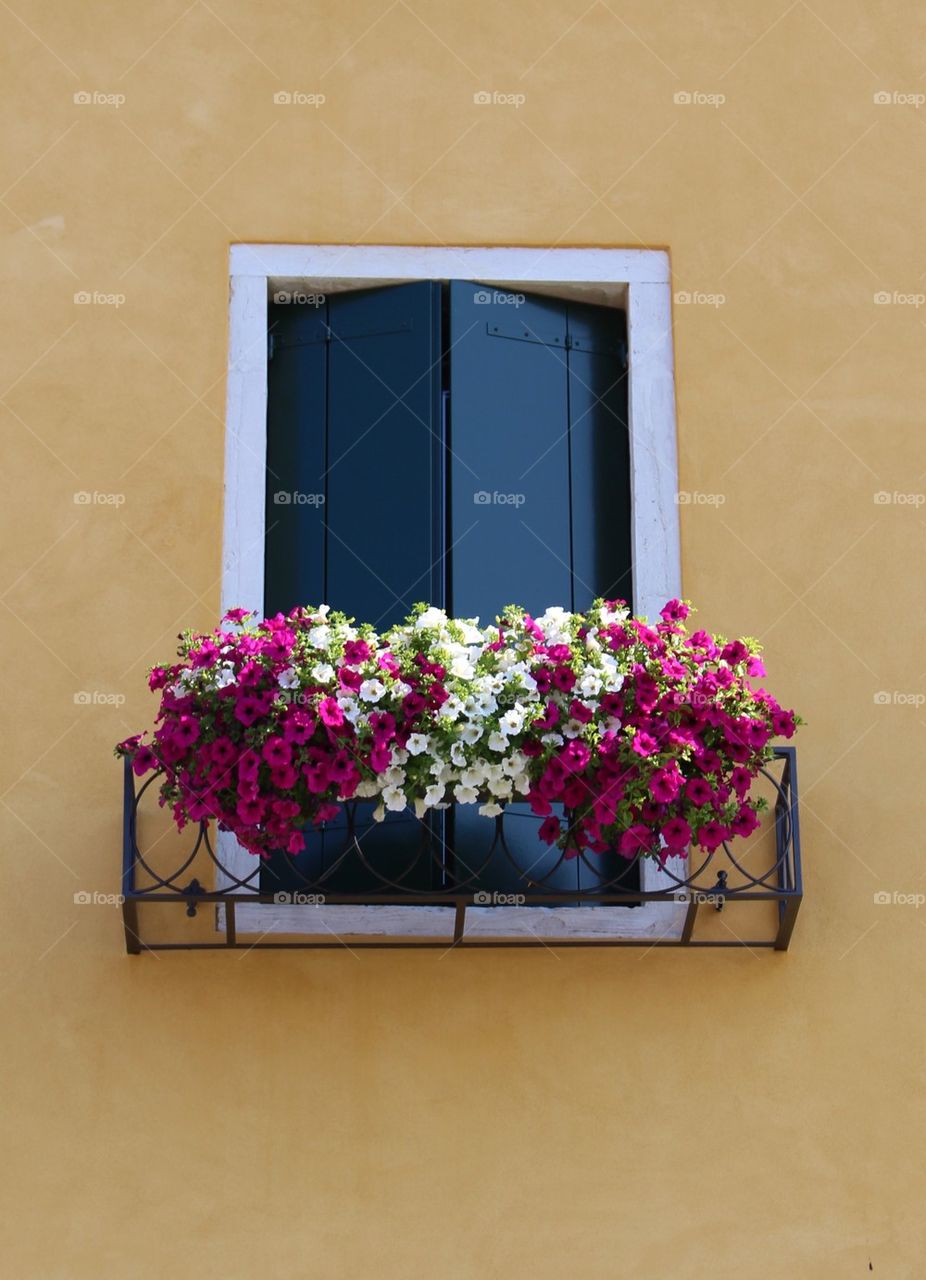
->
[220,243,683,943]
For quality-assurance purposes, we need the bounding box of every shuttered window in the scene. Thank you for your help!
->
[262,281,635,897]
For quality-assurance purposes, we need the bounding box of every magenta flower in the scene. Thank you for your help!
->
[552,665,576,692]
[173,715,201,749]
[731,805,760,838]
[318,697,344,729]
[660,816,691,851]
[569,699,594,725]
[631,731,658,758]
[771,709,796,739]
[730,766,753,800]
[660,599,690,623]
[619,824,652,859]
[269,765,298,789]
[283,709,316,744]
[721,640,749,666]
[262,737,292,769]
[378,651,399,675]
[561,740,591,773]
[285,831,305,855]
[131,745,158,776]
[148,667,168,691]
[532,665,553,694]
[236,795,265,825]
[684,777,714,807]
[650,765,682,803]
[222,607,251,624]
[343,639,371,665]
[234,692,272,727]
[402,692,427,718]
[695,820,730,852]
[538,815,561,845]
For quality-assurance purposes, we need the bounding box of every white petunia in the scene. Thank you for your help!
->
[460,723,483,745]
[450,742,467,767]
[416,606,447,630]
[579,672,602,697]
[450,655,475,680]
[307,625,331,649]
[424,783,446,806]
[312,663,335,684]
[460,764,486,789]
[214,664,236,689]
[459,620,483,645]
[277,666,299,689]
[501,706,526,736]
[562,719,584,739]
[355,779,380,798]
[382,785,407,812]
[478,801,503,818]
[406,733,430,756]
[454,784,479,805]
[487,731,509,753]
[383,766,406,786]
[390,748,409,766]
[372,802,386,823]
[359,678,386,702]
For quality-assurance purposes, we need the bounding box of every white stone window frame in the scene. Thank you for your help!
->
[220,243,683,943]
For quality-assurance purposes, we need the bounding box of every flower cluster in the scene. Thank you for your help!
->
[117,600,799,862]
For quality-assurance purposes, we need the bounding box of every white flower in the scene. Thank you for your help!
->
[276,666,299,689]
[579,672,602,697]
[450,655,475,679]
[390,748,409,766]
[502,752,527,777]
[393,681,413,698]
[460,765,486,789]
[438,696,463,721]
[382,785,407,812]
[413,797,427,819]
[488,777,512,799]
[501,706,526,735]
[308,625,331,649]
[450,742,467,767]
[416,606,447,630]
[372,802,386,823]
[603,716,622,734]
[487,731,509,753]
[424,783,446,806]
[213,663,236,689]
[406,733,430,756]
[313,605,331,619]
[359,678,386,702]
[460,722,483,745]
[311,662,334,683]
[454,784,479,804]
[479,801,503,818]
[383,766,406,787]
[541,732,564,748]
[562,718,584,739]
[355,779,380,798]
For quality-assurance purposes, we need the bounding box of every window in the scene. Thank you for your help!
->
[220,244,684,941]
[261,279,634,901]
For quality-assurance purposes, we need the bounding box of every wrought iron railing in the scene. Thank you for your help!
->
[121,746,802,952]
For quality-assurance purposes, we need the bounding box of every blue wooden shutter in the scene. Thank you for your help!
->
[447,283,634,896]
[326,282,443,628]
[263,283,443,893]
[264,301,328,617]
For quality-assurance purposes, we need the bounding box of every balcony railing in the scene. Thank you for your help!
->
[121,747,802,952]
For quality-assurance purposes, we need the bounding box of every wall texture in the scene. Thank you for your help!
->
[2,2,924,1275]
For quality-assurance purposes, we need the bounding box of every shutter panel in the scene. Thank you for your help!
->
[264,301,329,617]
[446,281,572,622]
[566,299,632,611]
[326,282,443,629]
[263,283,443,895]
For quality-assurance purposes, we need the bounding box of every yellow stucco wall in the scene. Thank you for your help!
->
[2,2,924,1275]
